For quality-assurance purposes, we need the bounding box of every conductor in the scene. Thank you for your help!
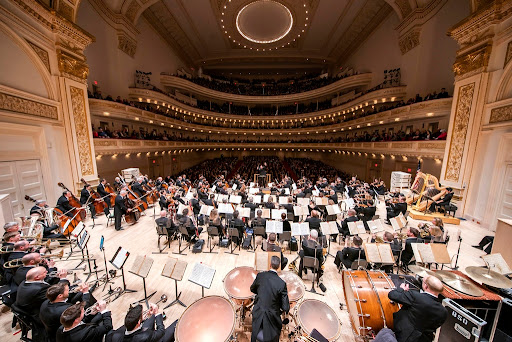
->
[250,256,290,342]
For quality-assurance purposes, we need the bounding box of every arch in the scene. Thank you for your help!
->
[0,20,57,100]
[495,58,512,102]
[121,0,160,25]
[383,0,406,21]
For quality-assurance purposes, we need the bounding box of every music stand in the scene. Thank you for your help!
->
[161,258,187,308]
[188,262,215,298]
[65,219,85,260]
[109,247,136,300]
[76,230,98,282]
[129,255,156,308]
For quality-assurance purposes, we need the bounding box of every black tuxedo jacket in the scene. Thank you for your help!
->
[245,202,258,213]
[340,216,359,236]
[114,195,127,215]
[301,239,324,265]
[30,205,45,216]
[96,184,109,197]
[56,311,112,342]
[16,280,51,320]
[402,237,422,265]
[80,188,91,205]
[131,183,145,198]
[338,246,366,269]
[190,199,200,215]
[305,217,321,231]
[56,196,74,216]
[250,271,289,342]
[282,203,293,214]
[106,315,164,342]
[388,288,447,342]
[391,202,408,216]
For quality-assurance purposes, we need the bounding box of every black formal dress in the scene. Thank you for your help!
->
[429,193,453,212]
[114,195,127,231]
[250,270,290,342]
[388,288,447,342]
[56,311,113,342]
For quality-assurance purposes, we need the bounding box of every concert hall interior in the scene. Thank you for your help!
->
[1,0,512,342]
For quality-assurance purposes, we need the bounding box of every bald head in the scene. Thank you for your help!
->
[22,253,41,266]
[26,266,47,281]
[14,240,29,251]
[423,275,444,296]
[160,210,167,218]
[348,209,357,217]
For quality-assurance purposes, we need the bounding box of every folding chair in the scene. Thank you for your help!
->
[205,226,219,254]
[173,224,191,255]
[350,259,368,270]
[153,222,170,254]
[227,227,240,255]
[303,256,323,296]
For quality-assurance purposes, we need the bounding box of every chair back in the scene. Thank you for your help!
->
[350,259,368,270]
[279,231,292,244]
[227,227,239,238]
[156,223,167,236]
[287,212,294,221]
[253,226,265,237]
[303,256,319,271]
[207,226,219,237]
[178,224,189,236]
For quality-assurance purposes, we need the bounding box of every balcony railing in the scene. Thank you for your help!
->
[160,73,373,104]
[93,139,446,159]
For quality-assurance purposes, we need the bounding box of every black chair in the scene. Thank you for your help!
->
[11,303,39,342]
[253,226,265,250]
[279,231,292,254]
[173,224,191,256]
[205,226,219,254]
[154,222,171,254]
[444,204,457,217]
[350,259,368,270]
[303,256,323,296]
[227,227,240,255]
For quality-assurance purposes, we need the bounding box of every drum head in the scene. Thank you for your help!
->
[223,266,257,300]
[176,296,235,342]
[296,299,341,341]
[279,271,305,303]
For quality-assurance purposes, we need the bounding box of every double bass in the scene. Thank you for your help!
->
[57,182,86,221]
[25,195,78,236]
[80,178,108,215]
[123,195,141,224]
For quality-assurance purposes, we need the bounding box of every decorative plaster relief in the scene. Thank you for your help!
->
[58,1,74,22]
[57,51,89,82]
[70,86,94,176]
[399,29,420,55]
[118,34,137,57]
[489,104,512,124]
[453,44,491,77]
[505,41,512,67]
[445,83,475,182]
[0,92,58,119]
[125,1,141,22]
[26,40,51,72]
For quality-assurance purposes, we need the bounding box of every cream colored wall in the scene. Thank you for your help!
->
[77,0,186,99]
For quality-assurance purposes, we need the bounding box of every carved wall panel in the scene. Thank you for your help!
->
[26,41,51,72]
[453,44,491,77]
[444,83,475,182]
[399,29,420,55]
[70,86,94,176]
[490,104,512,124]
[505,41,512,68]
[57,51,89,83]
[0,92,58,119]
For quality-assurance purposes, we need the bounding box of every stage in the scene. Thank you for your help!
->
[408,207,461,225]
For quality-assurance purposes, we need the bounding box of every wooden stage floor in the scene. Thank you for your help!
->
[0,202,493,341]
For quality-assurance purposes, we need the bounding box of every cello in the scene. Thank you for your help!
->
[123,195,141,224]
[104,183,116,206]
[80,178,108,215]
[57,182,86,221]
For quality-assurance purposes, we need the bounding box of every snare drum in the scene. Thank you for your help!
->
[175,296,235,342]
[343,270,400,337]
[295,299,342,342]
[223,266,257,306]
[279,271,305,309]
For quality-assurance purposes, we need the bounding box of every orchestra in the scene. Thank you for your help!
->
[1,165,509,342]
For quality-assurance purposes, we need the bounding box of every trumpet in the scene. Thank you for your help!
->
[84,301,109,316]
[48,266,86,277]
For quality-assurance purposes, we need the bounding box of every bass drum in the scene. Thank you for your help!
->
[343,270,400,337]
[175,296,235,342]
[295,299,342,341]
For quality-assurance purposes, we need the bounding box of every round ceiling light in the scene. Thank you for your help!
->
[236,1,293,44]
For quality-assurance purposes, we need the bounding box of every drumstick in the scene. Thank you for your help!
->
[398,276,420,290]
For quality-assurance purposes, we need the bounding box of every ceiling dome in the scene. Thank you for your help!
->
[236,1,293,44]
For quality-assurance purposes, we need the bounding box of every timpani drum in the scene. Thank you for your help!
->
[223,266,257,306]
[342,270,400,337]
[295,299,342,341]
[175,296,235,342]
[279,271,305,309]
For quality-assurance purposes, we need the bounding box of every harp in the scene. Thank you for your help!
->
[412,173,447,211]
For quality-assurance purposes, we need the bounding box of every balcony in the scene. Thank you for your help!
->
[160,73,373,104]
[93,139,446,159]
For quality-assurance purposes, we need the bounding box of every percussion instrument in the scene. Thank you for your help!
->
[465,266,512,289]
[343,270,400,337]
[175,296,235,342]
[295,299,342,342]
[223,266,257,307]
[279,271,305,309]
[436,270,484,297]
[408,265,443,280]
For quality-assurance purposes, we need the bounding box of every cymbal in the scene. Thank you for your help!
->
[465,266,512,289]
[408,265,443,280]
[436,270,484,297]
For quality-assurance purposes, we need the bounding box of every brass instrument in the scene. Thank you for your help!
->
[3,258,24,269]
[0,245,15,254]
[288,256,300,275]
[48,267,85,277]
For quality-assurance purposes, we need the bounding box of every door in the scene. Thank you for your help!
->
[366,159,382,182]
[498,165,512,220]
[0,160,46,218]
[148,156,164,179]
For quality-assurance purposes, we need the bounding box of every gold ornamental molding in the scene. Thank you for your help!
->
[0,91,58,119]
[70,86,94,176]
[453,44,492,78]
[489,104,512,124]
[444,83,475,182]
[57,50,89,83]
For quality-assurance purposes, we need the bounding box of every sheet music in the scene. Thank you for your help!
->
[390,217,401,231]
[211,185,216,192]
[229,195,242,204]
[177,203,187,215]
[368,219,385,233]
[416,244,436,264]
[162,258,177,278]
[266,220,283,234]
[249,187,259,194]
[293,206,303,216]
[217,203,234,214]
[272,209,286,220]
[411,243,422,263]
[292,183,297,190]
[344,198,355,209]
[397,213,407,227]
[348,221,365,235]
[263,195,276,203]
[250,182,256,187]
[232,184,237,191]
[378,244,395,264]
[312,190,320,196]
[78,230,89,249]
[172,260,187,281]
[291,222,310,236]
[315,197,328,206]
[482,253,511,274]
[278,196,289,205]
[188,263,215,289]
[237,207,251,218]
[199,205,214,216]
[112,247,129,269]
[217,194,229,202]
[261,208,271,219]
[252,195,262,204]
[130,255,154,278]
[430,243,451,264]
[326,205,341,215]
[297,198,309,207]
[365,244,382,263]
[185,191,194,200]
[255,252,268,271]
[71,221,85,238]
[327,221,339,235]
[284,188,290,195]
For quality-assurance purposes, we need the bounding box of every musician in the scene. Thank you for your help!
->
[402,227,423,267]
[281,197,294,215]
[298,230,324,280]
[245,197,258,218]
[280,212,291,233]
[339,209,359,237]
[473,236,494,254]
[40,282,92,342]
[4,221,20,234]
[202,193,216,207]
[334,177,346,194]
[80,185,96,219]
[328,190,338,204]
[155,210,176,238]
[372,232,401,256]
[264,196,276,209]
[252,209,267,229]
[190,193,201,218]
[179,208,202,241]
[334,236,366,269]
[388,276,447,342]
[386,196,407,222]
[56,301,112,342]
[250,255,289,342]
[307,199,319,215]
[429,187,453,213]
[113,177,123,192]
[30,200,48,217]
[229,210,246,245]
[13,253,57,288]
[106,303,175,342]
[158,190,169,211]
[96,179,113,215]
[305,210,321,232]
[208,209,225,239]
[57,191,75,218]
[132,178,147,204]
[295,188,306,198]
[114,190,130,231]
[263,233,288,270]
